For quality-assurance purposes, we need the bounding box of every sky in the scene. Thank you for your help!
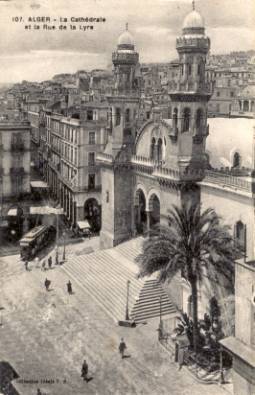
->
[0,0,254,83]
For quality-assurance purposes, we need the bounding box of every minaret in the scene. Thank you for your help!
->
[98,25,140,248]
[170,1,211,181]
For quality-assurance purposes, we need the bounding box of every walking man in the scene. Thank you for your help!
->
[67,280,72,295]
[119,338,127,359]
[55,250,59,265]
[41,260,46,271]
[44,278,51,291]
[48,256,52,269]
[81,359,89,382]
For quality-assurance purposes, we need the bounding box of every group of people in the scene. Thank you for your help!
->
[44,278,73,294]
[24,252,61,272]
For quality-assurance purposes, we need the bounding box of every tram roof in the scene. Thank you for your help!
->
[20,225,48,241]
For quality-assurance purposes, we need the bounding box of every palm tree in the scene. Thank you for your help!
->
[136,202,240,353]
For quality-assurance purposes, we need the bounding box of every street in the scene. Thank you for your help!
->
[0,243,227,395]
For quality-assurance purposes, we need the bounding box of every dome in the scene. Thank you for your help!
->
[117,24,134,47]
[183,10,204,30]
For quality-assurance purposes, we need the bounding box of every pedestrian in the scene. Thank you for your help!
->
[24,260,29,271]
[41,260,46,271]
[44,278,51,291]
[55,250,59,265]
[37,389,42,395]
[48,256,52,269]
[81,359,88,382]
[119,338,127,359]
[67,280,72,295]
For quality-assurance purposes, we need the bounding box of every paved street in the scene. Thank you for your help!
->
[0,248,228,395]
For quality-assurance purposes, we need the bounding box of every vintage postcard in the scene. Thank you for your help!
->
[0,0,254,394]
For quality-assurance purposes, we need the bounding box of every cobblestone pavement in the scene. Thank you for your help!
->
[0,252,228,395]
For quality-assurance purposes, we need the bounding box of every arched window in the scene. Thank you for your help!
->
[182,108,190,132]
[150,138,156,160]
[235,221,246,253]
[158,138,162,162]
[173,108,178,130]
[125,108,130,123]
[243,101,249,112]
[233,152,241,168]
[196,109,203,129]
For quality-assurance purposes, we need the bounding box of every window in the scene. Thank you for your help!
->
[182,108,190,132]
[158,138,162,162]
[150,138,156,160]
[88,174,95,190]
[188,64,192,76]
[125,108,130,123]
[233,152,241,168]
[173,108,178,130]
[87,110,93,121]
[230,91,234,98]
[216,91,220,97]
[146,111,150,120]
[88,152,95,166]
[196,109,203,129]
[243,101,249,112]
[235,221,246,253]
[89,132,95,145]
[116,108,121,126]
[106,191,109,203]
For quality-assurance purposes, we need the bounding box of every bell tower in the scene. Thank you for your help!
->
[98,25,140,248]
[170,1,211,181]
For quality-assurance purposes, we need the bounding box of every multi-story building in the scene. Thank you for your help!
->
[0,117,31,234]
[43,103,108,230]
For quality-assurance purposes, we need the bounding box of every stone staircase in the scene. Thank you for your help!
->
[131,279,176,323]
[62,237,176,323]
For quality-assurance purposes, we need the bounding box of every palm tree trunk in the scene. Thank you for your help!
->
[190,279,199,353]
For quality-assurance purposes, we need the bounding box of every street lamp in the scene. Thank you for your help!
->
[62,231,66,261]
[158,295,163,341]
[125,280,131,321]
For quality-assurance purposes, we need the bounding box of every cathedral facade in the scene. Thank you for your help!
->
[97,6,255,316]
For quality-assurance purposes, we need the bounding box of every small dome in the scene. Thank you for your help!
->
[117,24,134,47]
[183,10,204,30]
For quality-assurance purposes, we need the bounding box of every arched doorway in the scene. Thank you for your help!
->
[149,194,160,228]
[135,189,147,234]
[84,198,101,232]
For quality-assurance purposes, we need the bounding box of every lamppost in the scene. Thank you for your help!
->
[125,280,131,321]
[158,295,163,340]
[62,231,66,261]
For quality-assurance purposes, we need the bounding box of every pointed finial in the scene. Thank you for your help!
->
[192,0,195,10]
[126,22,128,31]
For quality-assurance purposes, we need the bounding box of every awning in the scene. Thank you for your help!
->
[77,220,90,230]
[7,208,17,216]
[30,181,48,189]
[30,206,64,215]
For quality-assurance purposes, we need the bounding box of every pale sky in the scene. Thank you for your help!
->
[0,0,254,83]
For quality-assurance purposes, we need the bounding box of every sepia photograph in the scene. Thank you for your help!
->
[0,0,255,394]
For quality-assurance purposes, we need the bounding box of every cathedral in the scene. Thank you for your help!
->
[97,4,255,316]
